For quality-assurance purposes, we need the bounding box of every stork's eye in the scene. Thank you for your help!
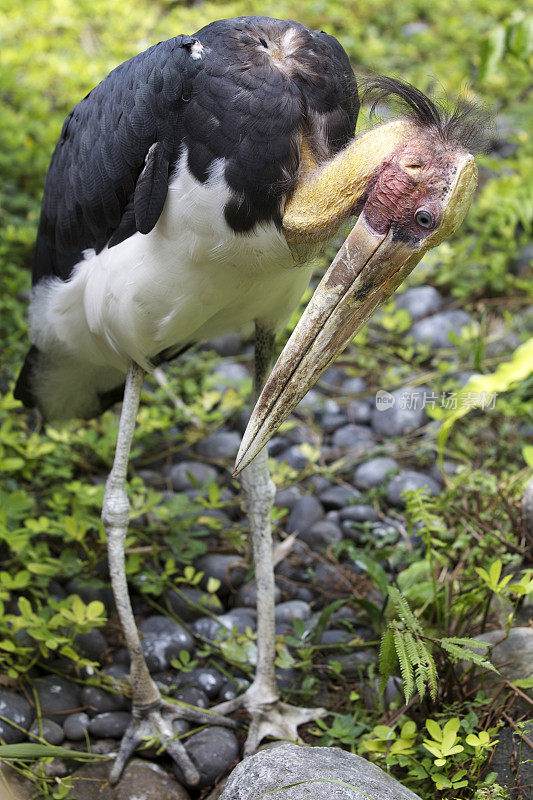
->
[415,209,435,229]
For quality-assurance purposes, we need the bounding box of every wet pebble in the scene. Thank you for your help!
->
[319,485,361,510]
[279,444,311,470]
[63,712,90,741]
[274,486,302,510]
[218,608,256,634]
[395,286,442,319]
[195,554,247,594]
[75,630,108,661]
[29,717,64,745]
[300,520,343,549]
[236,579,282,607]
[353,457,399,489]
[209,333,242,357]
[286,495,324,534]
[347,400,372,425]
[174,686,209,708]
[88,711,132,738]
[34,676,81,724]
[331,424,375,451]
[217,677,249,703]
[173,726,240,788]
[386,470,441,507]
[339,505,380,523]
[343,376,367,394]
[165,586,222,622]
[0,690,33,743]
[371,386,429,436]
[81,684,129,715]
[177,668,224,699]
[169,461,217,491]
[196,430,241,460]
[139,616,194,671]
[410,309,472,348]
[275,600,312,624]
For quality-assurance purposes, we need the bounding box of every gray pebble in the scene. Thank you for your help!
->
[268,437,290,456]
[139,616,194,671]
[286,495,324,534]
[169,461,217,492]
[0,690,33,743]
[339,505,380,523]
[279,444,311,470]
[173,726,240,788]
[63,712,90,741]
[75,630,108,661]
[88,711,132,738]
[29,717,64,745]
[192,616,222,640]
[81,685,128,715]
[275,600,312,624]
[354,457,399,488]
[300,520,343,549]
[347,400,372,425]
[236,579,282,607]
[181,668,224,700]
[386,470,441,507]
[218,609,256,634]
[165,586,222,622]
[218,677,249,703]
[34,676,81,724]
[395,286,442,319]
[319,485,361,510]
[275,486,302,510]
[343,377,367,393]
[319,412,350,432]
[320,366,345,386]
[410,309,472,348]
[371,386,429,436]
[195,554,247,593]
[196,430,241,460]
[209,333,242,356]
[211,362,249,391]
[175,687,209,708]
[331,424,375,451]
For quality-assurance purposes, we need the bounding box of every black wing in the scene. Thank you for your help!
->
[33,16,358,285]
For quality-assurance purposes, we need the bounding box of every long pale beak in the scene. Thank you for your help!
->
[234,154,477,475]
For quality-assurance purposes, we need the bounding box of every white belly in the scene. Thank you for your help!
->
[29,155,315,419]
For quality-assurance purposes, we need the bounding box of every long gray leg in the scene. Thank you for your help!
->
[214,324,325,752]
[102,363,236,785]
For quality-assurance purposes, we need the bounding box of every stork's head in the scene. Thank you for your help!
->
[235,79,481,474]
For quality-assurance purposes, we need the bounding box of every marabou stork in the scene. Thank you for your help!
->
[14,16,478,785]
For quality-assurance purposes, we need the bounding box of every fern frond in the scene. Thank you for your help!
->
[441,640,499,673]
[378,627,397,696]
[393,627,415,702]
[389,586,423,634]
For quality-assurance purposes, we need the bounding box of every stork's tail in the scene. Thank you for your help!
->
[14,345,125,421]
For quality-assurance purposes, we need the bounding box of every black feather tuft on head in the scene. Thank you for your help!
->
[360,76,490,153]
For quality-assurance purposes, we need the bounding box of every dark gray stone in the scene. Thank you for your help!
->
[395,286,442,319]
[174,687,209,708]
[371,386,429,436]
[195,554,247,593]
[217,677,250,703]
[218,609,256,634]
[88,711,132,738]
[275,600,312,624]
[139,616,194,671]
[343,376,367,394]
[274,486,302,510]
[236,580,282,607]
[0,690,33,743]
[470,628,533,710]
[211,362,249,391]
[300,520,343,549]
[169,461,218,492]
[178,668,224,699]
[286,495,324,534]
[75,630,108,660]
[320,366,345,386]
[218,742,422,799]
[347,400,372,425]
[339,505,380,523]
[33,676,81,724]
[319,485,361,510]
[386,471,441,507]
[165,586,222,622]
[410,309,472,348]
[70,759,191,799]
[280,444,311,470]
[173,726,240,788]
[209,333,242,357]
[29,717,64,745]
[81,684,129,715]
[354,457,399,489]
[489,723,533,799]
[331,424,375,451]
[268,437,290,456]
[330,651,377,676]
[319,412,349,432]
[318,629,354,646]
[196,431,241,460]
[63,712,90,741]
[192,616,222,640]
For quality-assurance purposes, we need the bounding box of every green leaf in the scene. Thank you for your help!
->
[393,628,414,702]
[378,627,397,695]
[0,743,107,760]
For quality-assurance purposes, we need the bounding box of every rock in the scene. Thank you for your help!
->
[274,486,302,510]
[81,684,129,715]
[217,678,249,703]
[177,667,224,700]
[395,286,442,319]
[371,386,429,436]
[0,690,33,743]
[169,461,218,491]
[218,609,256,634]
[286,495,324,534]
[173,727,240,788]
[209,333,242,357]
[343,376,367,394]
[29,717,64,745]
[300,520,343,549]
[511,241,533,276]
[347,400,372,425]
[236,579,282,607]
[274,600,312,624]
[0,765,34,800]
[339,505,380,523]
[471,628,533,711]
[319,485,361,510]
[218,742,422,799]
[196,430,241,460]
[320,366,345,386]
[63,711,90,741]
[331,424,375,451]
[75,629,108,660]
[211,362,249,391]
[88,711,132,738]
[33,676,81,724]
[139,616,195,671]
[410,309,472,348]
[192,616,223,640]
[174,687,209,708]
[70,759,191,799]
[165,586,222,621]
[354,457,399,489]
[332,651,377,675]
[195,554,247,594]
[386,471,441,507]
[489,722,533,799]
[279,444,311,470]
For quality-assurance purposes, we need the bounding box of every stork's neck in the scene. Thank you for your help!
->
[283,119,411,244]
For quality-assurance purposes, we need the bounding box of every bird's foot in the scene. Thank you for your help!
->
[213,685,326,754]
[109,697,239,785]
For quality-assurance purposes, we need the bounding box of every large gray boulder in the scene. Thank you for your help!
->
[219,743,422,800]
